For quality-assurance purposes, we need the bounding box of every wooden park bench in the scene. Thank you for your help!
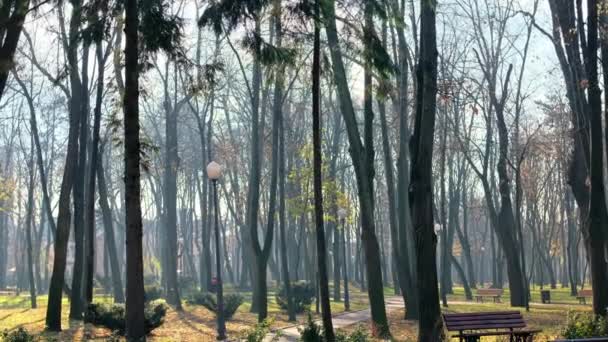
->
[443,311,541,342]
[0,288,18,296]
[475,288,503,303]
[576,289,593,304]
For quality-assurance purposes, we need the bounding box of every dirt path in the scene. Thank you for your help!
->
[265,296,405,341]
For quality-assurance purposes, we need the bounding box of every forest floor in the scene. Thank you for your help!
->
[0,285,593,341]
[338,286,593,341]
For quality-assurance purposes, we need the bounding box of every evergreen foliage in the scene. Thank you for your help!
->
[84,301,167,335]
[276,281,315,313]
[187,292,244,320]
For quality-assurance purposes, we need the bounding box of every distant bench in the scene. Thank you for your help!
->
[0,289,18,296]
[475,288,503,303]
[576,289,593,304]
[443,311,540,342]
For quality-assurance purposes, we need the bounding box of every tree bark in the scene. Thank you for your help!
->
[45,0,84,328]
[124,0,146,336]
[410,0,442,339]
[97,144,125,303]
[0,0,30,101]
[25,140,37,308]
[312,3,334,336]
[583,0,608,315]
[321,0,389,335]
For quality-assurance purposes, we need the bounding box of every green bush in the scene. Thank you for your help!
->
[299,313,323,342]
[178,276,197,294]
[299,316,370,342]
[242,318,278,342]
[187,292,244,320]
[84,303,125,332]
[335,325,369,342]
[562,311,608,338]
[84,301,167,335]
[1,328,37,342]
[276,281,315,314]
[144,285,163,303]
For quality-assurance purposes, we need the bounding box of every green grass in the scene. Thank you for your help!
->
[227,282,371,315]
[445,285,588,305]
[0,285,596,341]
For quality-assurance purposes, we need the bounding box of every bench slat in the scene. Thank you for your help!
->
[445,313,522,320]
[443,311,527,332]
[577,289,593,297]
[446,319,525,328]
[443,311,520,318]
[447,318,525,326]
[449,323,527,330]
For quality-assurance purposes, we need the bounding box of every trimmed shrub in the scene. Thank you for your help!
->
[276,281,315,314]
[84,301,167,335]
[1,328,37,342]
[335,325,370,342]
[187,292,244,320]
[144,285,163,303]
[562,311,608,338]
[299,313,323,342]
[84,303,125,332]
[144,300,168,332]
[243,318,277,342]
[299,317,370,342]
[178,276,197,294]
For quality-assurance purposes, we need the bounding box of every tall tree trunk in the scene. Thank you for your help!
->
[84,35,107,305]
[70,43,90,321]
[0,0,30,101]
[25,141,37,308]
[247,17,274,320]
[584,0,608,315]
[163,81,182,310]
[321,0,389,335]
[274,0,295,322]
[45,0,84,328]
[312,3,334,337]
[98,145,125,303]
[124,0,146,336]
[410,0,442,339]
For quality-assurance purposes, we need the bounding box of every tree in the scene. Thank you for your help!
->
[409,0,442,340]
[312,0,334,338]
[45,0,85,327]
[273,0,296,322]
[123,0,146,337]
[543,0,608,315]
[24,137,37,309]
[0,0,31,101]
[321,0,389,335]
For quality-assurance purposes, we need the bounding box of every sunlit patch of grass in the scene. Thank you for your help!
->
[341,287,593,341]
[0,283,377,341]
[447,285,590,305]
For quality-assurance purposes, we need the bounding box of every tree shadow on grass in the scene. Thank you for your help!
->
[0,309,29,322]
[176,310,214,336]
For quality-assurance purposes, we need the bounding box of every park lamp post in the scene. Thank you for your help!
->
[207,161,226,341]
[337,207,350,311]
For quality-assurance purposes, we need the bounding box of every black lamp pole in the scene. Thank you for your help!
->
[212,179,226,340]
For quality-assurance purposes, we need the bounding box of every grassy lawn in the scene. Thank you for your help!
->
[339,286,594,341]
[0,284,371,341]
[0,285,596,341]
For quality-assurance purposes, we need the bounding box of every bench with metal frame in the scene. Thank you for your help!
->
[576,289,593,304]
[474,288,503,303]
[443,311,541,342]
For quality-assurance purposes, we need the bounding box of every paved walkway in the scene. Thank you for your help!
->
[265,296,405,341]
